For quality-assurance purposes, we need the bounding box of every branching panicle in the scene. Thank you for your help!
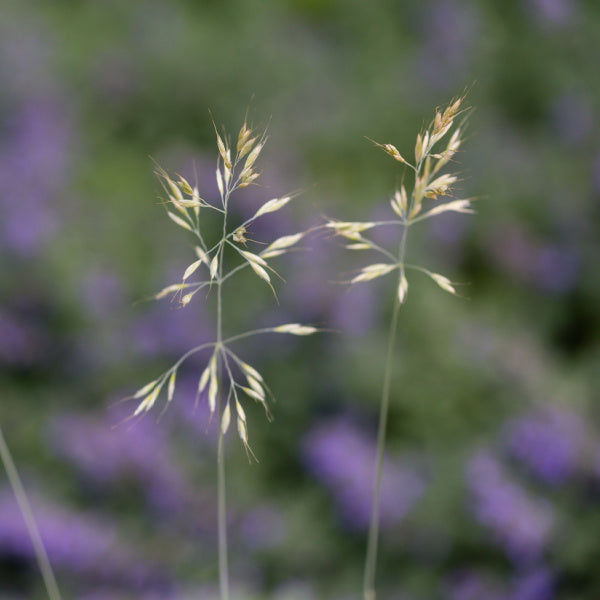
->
[330,95,474,600]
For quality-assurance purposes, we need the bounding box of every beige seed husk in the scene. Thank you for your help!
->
[167,371,176,403]
[253,196,291,219]
[398,274,408,304]
[221,402,231,434]
[273,323,317,335]
[183,259,204,281]
[351,263,396,284]
[167,212,193,232]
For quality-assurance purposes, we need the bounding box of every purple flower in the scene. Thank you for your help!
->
[509,567,555,600]
[446,571,504,600]
[0,308,50,368]
[47,410,191,514]
[301,415,426,530]
[503,407,586,485]
[0,490,161,586]
[524,0,574,27]
[549,93,594,147]
[416,0,480,91]
[488,224,579,294]
[0,100,73,256]
[240,504,286,551]
[467,451,555,562]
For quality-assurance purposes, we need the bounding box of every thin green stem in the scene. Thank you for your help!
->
[0,427,62,600]
[216,181,230,600]
[217,428,229,600]
[363,223,409,600]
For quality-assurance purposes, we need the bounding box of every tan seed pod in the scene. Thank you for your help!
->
[182,259,204,281]
[167,212,193,232]
[253,196,291,219]
[398,274,408,304]
[167,371,176,403]
[351,263,396,284]
[272,323,317,335]
[220,402,231,434]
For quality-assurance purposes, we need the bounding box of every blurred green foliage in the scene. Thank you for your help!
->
[1,0,600,598]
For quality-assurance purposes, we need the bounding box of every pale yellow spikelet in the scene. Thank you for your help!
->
[429,272,457,295]
[209,254,219,281]
[420,199,474,220]
[391,186,408,218]
[195,246,208,263]
[215,132,231,169]
[326,220,376,241]
[253,196,291,219]
[351,263,396,284]
[272,323,318,335]
[198,364,211,394]
[236,400,247,424]
[208,367,218,415]
[237,416,249,446]
[177,176,194,196]
[370,139,408,164]
[239,249,268,268]
[180,293,193,306]
[262,232,304,258]
[154,283,186,300]
[398,274,408,304]
[216,167,224,198]
[134,385,161,416]
[237,121,252,154]
[246,376,265,400]
[346,243,372,250]
[167,212,193,232]
[182,259,204,281]
[167,371,176,403]
[248,261,271,284]
[239,361,263,382]
[133,379,159,400]
[220,402,231,434]
[239,169,260,188]
[244,142,264,172]
[415,133,424,164]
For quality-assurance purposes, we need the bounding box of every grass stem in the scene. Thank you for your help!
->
[0,426,62,600]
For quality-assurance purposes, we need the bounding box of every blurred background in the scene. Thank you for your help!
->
[1,0,600,598]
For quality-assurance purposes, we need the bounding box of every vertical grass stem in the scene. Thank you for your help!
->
[0,426,62,600]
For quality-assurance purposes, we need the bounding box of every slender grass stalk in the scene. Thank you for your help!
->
[363,226,407,600]
[130,116,317,598]
[328,94,472,600]
[0,427,62,600]
[217,429,229,600]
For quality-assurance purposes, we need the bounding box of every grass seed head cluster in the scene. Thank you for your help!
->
[130,118,317,456]
[327,93,472,304]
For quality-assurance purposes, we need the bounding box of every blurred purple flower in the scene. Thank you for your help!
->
[130,299,213,360]
[416,0,480,91]
[549,93,594,147]
[488,224,579,294]
[446,571,504,600]
[301,416,426,530]
[0,99,73,256]
[467,451,555,562]
[503,407,586,485]
[446,567,554,600]
[47,411,191,514]
[329,284,378,336]
[0,490,161,586]
[79,269,127,320]
[509,567,555,600]
[240,504,286,551]
[0,308,50,368]
[525,0,574,27]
